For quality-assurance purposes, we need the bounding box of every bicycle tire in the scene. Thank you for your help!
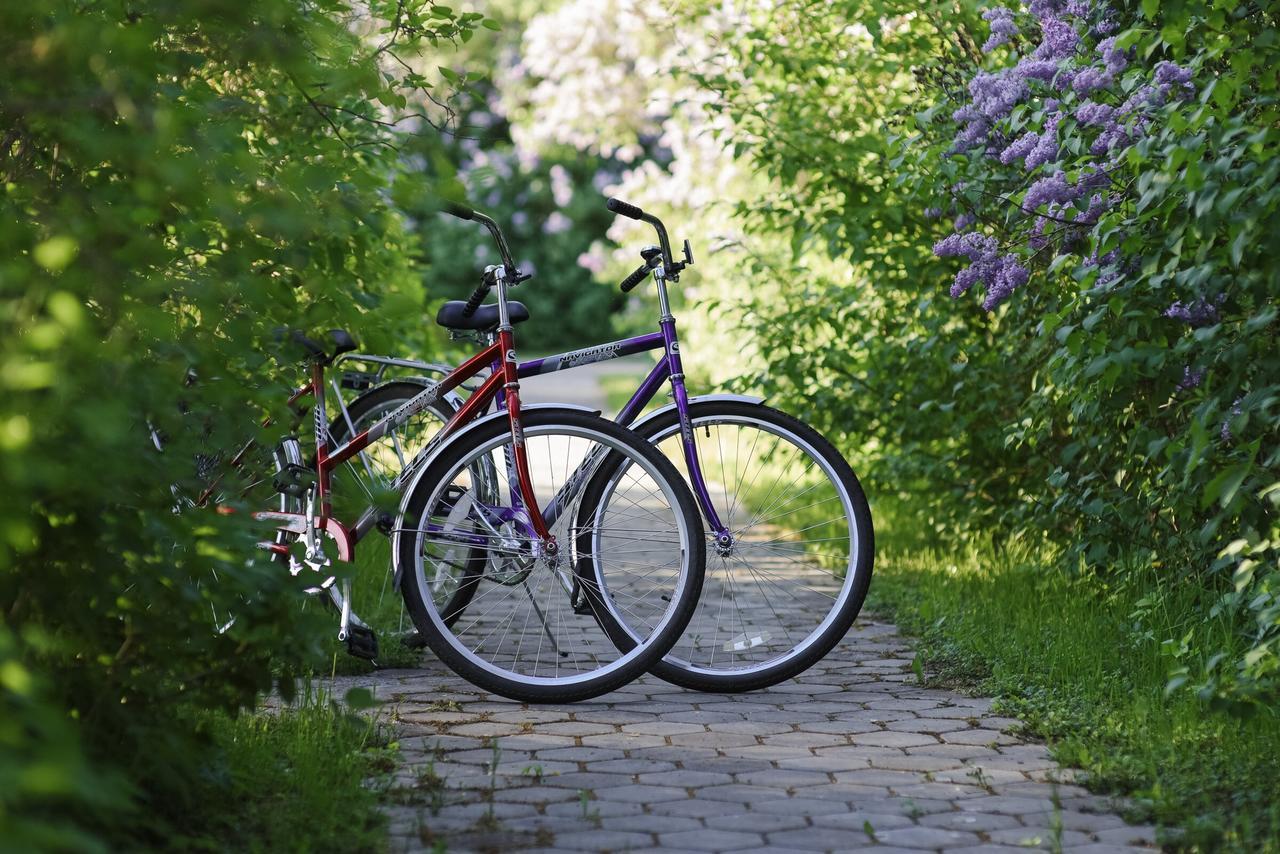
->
[577,400,873,692]
[395,408,705,703]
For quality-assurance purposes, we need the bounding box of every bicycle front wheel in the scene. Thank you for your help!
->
[395,408,705,703]
[579,400,873,692]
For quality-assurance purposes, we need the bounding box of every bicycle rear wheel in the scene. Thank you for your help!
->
[327,381,483,628]
[578,400,873,692]
[395,408,705,703]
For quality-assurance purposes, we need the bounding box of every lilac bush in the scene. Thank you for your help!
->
[934,0,1194,312]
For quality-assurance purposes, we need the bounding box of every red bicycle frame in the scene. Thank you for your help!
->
[249,324,552,562]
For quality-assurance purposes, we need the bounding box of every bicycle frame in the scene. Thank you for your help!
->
[251,300,554,562]
[516,325,731,542]
[333,294,733,543]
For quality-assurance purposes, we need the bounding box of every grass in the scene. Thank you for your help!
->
[869,509,1280,852]
[162,690,395,852]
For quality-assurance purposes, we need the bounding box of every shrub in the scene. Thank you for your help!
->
[0,0,476,842]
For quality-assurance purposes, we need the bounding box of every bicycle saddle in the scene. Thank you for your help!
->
[435,300,530,332]
[278,328,358,363]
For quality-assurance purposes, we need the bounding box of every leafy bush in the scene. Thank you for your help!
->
[910,0,1280,705]
[0,0,473,843]
[682,0,1279,705]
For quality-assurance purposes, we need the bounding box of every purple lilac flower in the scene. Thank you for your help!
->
[1073,66,1114,95]
[1177,366,1205,391]
[1155,62,1196,100]
[933,231,998,297]
[924,207,943,220]
[1099,37,1129,74]
[1164,299,1220,327]
[1063,0,1089,16]
[1023,170,1081,210]
[970,70,1028,119]
[1024,112,1061,168]
[1034,15,1080,60]
[982,7,1020,52]
[982,257,1031,309]
[1075,100,1115,126]
[933,232,1029,309]
[1028,216,1052,250]
[1084,247,1122,269]
[1028,0,1066,17]
[1014,57,1061,84]
[1093,17,1118,36]
[954,212,976,230]
[1074,192,1110,225]
[1155,61,1193,88]
[999,131,1039,165]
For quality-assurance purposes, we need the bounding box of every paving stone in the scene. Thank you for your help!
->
[638,769,733,787]
[853,730,939,748]
[919,810,1023,832]
[591,758,676,774]
[667,730,761,749]
[698,783,789,803]
[538,746,626,762]
[646,798,753,820]
[660,829,766,851]
[579,732,668,750]
[875,825,984,848]
[1093,825,1159,845]
[542,799,643,819]
[830,768,923,787]
[552,830,653,850]
[734,768,832,789]
[705,811,812,833]
[622,720,706,736]
[943,728,1020,746]
[752,797,853,817]
[957,794,1058,815]
[810,810,915,831]
[593,783,688,803]
[768,825,881,849]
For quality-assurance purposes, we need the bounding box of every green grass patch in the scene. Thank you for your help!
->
[162,692,395,852]
[869,518,1280,852]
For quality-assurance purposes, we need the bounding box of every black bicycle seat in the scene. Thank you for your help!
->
[435,300,530,331]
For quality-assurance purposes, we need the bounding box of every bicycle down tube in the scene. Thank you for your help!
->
[515,329,732,542]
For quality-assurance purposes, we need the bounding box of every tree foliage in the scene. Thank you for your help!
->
[0,0,474,843]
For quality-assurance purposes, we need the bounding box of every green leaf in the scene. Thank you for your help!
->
[33,236,79,271]
[343,687,381,710]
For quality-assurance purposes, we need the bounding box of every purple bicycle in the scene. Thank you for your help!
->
[331,199,874,692]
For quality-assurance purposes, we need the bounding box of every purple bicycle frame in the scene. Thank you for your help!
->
[512,323,731,540]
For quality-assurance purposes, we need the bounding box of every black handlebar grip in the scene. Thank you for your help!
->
[607,197,645,220]
[443,202,475,221]
[619,263,651,293]
[460,283,488,317]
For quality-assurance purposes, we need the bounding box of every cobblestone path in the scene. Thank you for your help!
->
[333,619,1158,853]
[338,359,1159,853]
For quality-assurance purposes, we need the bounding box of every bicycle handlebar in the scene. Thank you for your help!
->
[606,197,644,221]
[605,197,687,279]
[443,202,475,221]
[619,262,651,293]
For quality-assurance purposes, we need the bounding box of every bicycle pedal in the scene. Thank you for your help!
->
[343,624,380,661]
[401,629,428,649]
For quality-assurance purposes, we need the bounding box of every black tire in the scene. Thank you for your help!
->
[577,400,873,693]
[327,381,483,627]
[395,408,706,703]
